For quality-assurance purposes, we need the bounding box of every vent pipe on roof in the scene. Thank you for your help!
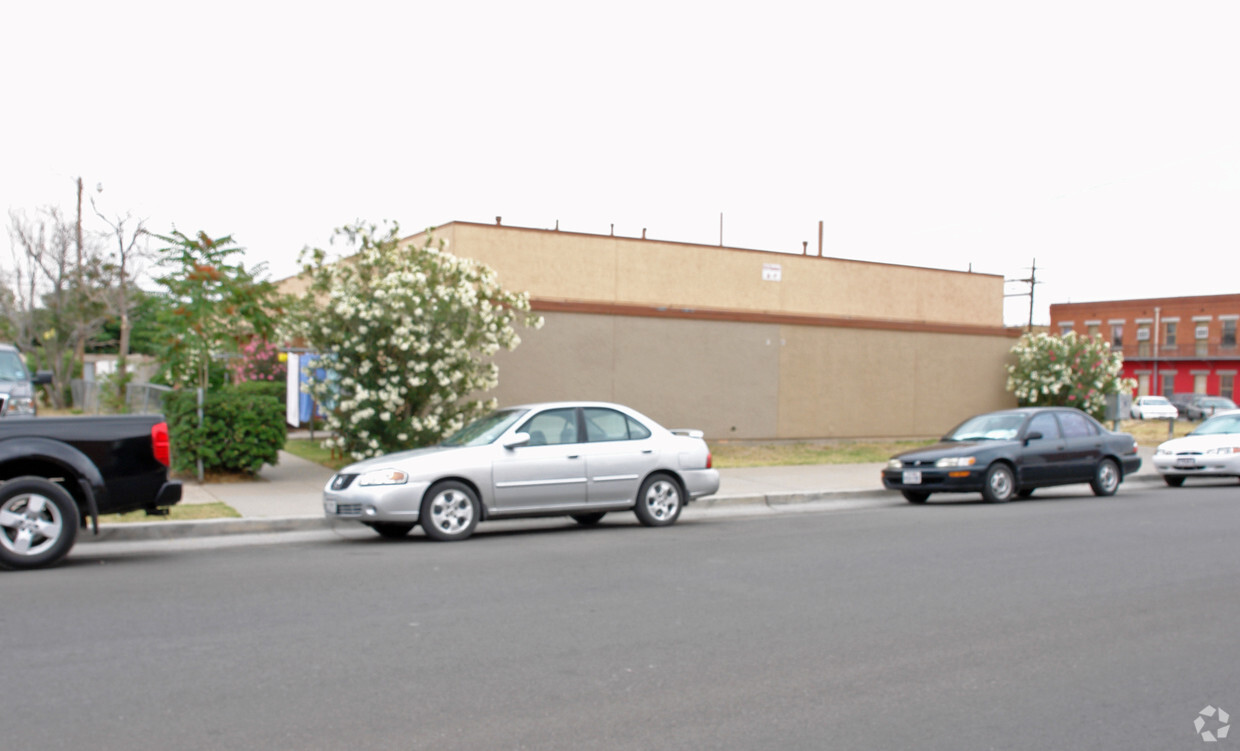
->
[642,228,647,239]
[496,216,502,225]
[802,241,808,255]
[818,220,824,257]
[610,224,614,236]
[555,220,559,231]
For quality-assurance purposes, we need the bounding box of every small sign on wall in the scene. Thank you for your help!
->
[762,263,782,282]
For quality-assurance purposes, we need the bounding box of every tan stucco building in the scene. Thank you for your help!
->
[283,221,1019,439]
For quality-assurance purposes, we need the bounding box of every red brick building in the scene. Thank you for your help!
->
[1050,294,1240,400]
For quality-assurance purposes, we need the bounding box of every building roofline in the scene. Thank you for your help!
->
[1050,292,1240,310]
[407,220,1004,281]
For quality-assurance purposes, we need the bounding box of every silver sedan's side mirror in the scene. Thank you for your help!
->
[503,432,531,450]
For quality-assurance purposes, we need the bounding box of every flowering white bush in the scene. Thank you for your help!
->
[1005,331,1135,420]
[296,222,543,460]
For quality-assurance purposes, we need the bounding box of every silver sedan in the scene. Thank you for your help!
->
[323,401,720,541]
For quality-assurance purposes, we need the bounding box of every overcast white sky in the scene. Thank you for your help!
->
[4,1,1237,327]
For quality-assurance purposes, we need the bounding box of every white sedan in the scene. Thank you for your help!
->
[1130,395,1178,420]
[323,402,720,541]
[1153,410,1240,486]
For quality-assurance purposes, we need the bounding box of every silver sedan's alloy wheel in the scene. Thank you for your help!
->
[420,481,480,541]
[0,477,80,570]
[634,475,682,527]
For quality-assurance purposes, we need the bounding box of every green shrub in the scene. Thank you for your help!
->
[231,380,285,400]
[165,386,287,475]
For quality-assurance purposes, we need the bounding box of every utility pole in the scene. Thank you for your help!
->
[1004,258,1041,332]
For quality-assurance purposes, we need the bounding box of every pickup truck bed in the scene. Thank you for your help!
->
[0,415,182,569]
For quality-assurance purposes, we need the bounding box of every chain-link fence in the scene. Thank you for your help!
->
[70,380,173,415]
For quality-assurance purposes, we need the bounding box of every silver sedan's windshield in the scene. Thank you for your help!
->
[440,409,528,447]
[946,414,1026,441]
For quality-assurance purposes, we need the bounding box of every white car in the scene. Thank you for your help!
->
[323,402,720,541]
[1152,410,1240,486]
[1130,395,1178,420]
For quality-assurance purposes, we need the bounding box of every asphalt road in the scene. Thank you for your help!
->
[6,483,1239,751]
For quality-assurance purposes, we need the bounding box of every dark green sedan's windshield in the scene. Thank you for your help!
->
[440,409,527,447]
[945,414,1026,441]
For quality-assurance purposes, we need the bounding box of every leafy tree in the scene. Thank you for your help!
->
[151,230,283,390]
[1005,331,1135,420]
[296,221,542,461]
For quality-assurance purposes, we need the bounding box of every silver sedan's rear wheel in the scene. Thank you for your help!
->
[0,477,80,570]
[634,474,682,527]
[420,481,479,541]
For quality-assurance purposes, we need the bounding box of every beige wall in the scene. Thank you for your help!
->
[493,311,1016,440]
[416,223,1004,328]
[280,221,1017,439]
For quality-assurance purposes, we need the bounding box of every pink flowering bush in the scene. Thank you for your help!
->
[234,338,286,383]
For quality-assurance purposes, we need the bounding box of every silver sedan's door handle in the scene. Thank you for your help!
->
[642,450,654,454]
[567,455,580,459]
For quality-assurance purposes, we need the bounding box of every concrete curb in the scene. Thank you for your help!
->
[80,472,1168,543]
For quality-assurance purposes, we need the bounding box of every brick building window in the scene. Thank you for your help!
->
[1162,373,1176,396]
[1224,320,1237,348]
[1223,374,1235,401]
[1164,321,1177,348]
[1111,324,1123,348]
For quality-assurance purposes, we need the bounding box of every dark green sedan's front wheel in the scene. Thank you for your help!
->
[981,463,1015,503]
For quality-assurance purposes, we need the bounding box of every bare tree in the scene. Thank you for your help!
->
[92,193,149,382]
[5,206,112,408]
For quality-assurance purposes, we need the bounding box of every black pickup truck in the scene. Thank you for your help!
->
[0,415,182,570]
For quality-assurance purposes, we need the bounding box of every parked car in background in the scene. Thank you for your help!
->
[882,407,1141,504]
[324,402,720,541]
[1153,410,1240,486]
[0,343,51,417]
[1130,395,1178,420]
[1184,396,1236,421]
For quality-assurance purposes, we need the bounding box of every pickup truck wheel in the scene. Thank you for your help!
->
[0,477,80,570]
[634,474,682,527]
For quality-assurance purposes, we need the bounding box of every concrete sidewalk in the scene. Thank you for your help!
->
[85,446,1164,542]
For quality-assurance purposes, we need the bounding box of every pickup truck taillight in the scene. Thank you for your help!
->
[151,422,171,467]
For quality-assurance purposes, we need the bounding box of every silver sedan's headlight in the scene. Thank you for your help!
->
[358,469,410,486]
[935,456,976,468]
[1205,446,1240,455]
[1155,446,1172,455]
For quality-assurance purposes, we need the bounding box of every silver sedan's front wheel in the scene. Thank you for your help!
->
[634,474,682,527]
[420,481,480,541]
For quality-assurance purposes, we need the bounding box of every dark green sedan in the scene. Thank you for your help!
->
[882,407,1142,504]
